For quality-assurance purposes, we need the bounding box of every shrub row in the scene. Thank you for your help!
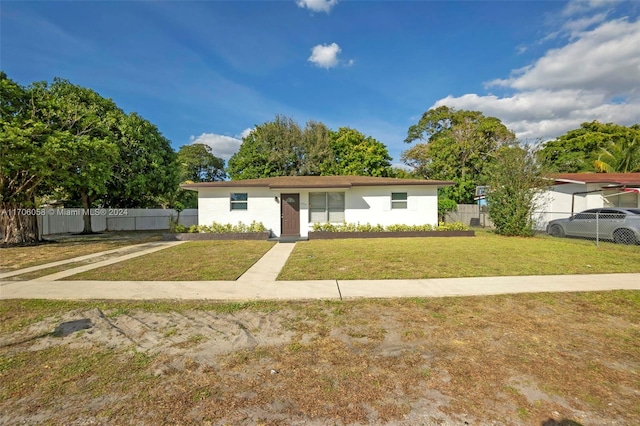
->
[311,222,468,232]
[173,221,268,234]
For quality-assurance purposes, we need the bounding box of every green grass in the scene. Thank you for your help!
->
[0,231,163,272]
[278,230,640,280]
[68,241,275,281]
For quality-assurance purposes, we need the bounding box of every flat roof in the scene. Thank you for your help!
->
[181,175,454,190]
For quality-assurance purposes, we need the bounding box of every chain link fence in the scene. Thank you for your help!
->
[445,205,640,247]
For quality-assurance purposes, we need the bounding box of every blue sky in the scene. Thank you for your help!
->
[2,0,639,167]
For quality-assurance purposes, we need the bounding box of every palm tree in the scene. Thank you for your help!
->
[593,137,640,173]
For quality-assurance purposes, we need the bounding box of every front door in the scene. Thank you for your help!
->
[281,193,300,236]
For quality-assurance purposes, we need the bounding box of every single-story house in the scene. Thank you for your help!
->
[535,172,640,229]
[182,176,453,238]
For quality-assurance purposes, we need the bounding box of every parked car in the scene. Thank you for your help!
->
[547,208,640,244]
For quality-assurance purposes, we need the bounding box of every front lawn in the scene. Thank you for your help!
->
[0,232,163,272]
[278,230,640,280]
[69,241,276,281]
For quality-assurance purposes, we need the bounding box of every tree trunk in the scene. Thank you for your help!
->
[80,192,94,234]
[0,202,41,244]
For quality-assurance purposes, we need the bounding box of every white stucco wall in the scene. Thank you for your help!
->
[539,183,617,213]
[344,186,439,227]
[195,185,440,237]
[197,187,282,237]
[535,183,624,230]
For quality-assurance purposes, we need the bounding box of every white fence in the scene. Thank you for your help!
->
[38,209,198,235]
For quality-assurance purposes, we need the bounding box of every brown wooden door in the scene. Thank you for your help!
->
[281,193,300,236]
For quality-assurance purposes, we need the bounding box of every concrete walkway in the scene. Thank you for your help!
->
[0,240,638,301]
[237,242,297,282]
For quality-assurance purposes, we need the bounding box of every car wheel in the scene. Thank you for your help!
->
[549,224,565,238]
[613,229,637,245]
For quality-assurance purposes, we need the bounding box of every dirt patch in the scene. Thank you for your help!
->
[1,293,638,425]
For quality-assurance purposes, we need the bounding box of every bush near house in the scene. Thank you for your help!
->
[173,221,267,234]
[311,222,468,232]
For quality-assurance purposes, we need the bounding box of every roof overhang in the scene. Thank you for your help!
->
[181,176,455,191]
[551,173,640,186]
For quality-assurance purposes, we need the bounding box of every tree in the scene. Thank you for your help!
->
[402,106,515,204]
[227,115,307,180]
[177,143,226,183]
[484,144,548,237]
[322,127,393,176]
[1,73,179,241]
[0,74,61,244]
[173,143,226,208]
[227,116,392,180]
[44,78,121,233]
[299,120,336,175]
[539,121,640,173]
[593,136,640,173]
[43,80,179,232]
[438,197,458,223]
[102,112,179,208]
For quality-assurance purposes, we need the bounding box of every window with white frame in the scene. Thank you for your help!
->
[309,192,345,223]
[230,193,248,210]
[391,192,407,209]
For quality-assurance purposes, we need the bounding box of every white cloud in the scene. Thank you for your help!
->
[502,19,640,96]
[240,128,253,138]
[432,17,640,142]
[296,0,338,13]
[308,42,342,68]
[189,133,243,161]
[562,0,611,17]
[562,12,609,36]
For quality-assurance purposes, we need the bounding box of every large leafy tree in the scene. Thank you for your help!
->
[169,143,226,208]
[0,74,64,244]
[539,121,640,173]
[298,120,335,176]
[102,112,178,208]
[46,80,179,232]
[43,79,122,233]
[484,144,548,237]
[1,73,178,241]
[402,106,515,204]
[177,143,226,183]
[227,116,392,180]
[322,127,393,177]
[227,115,308,179]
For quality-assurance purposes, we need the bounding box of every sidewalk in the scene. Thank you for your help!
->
[1,274,638,301]
[1,242,638,301]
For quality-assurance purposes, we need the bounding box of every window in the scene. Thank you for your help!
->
[309,192,345,223]
[230,193,248,210]
[391,192,407,209]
